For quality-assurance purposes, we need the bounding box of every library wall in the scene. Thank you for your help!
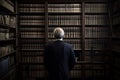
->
[18,0,111,80]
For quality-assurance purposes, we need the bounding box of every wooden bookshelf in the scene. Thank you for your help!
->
[0,0,17,80]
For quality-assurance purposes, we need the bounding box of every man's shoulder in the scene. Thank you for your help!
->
[63,42,72,48]
[45,41,53,47]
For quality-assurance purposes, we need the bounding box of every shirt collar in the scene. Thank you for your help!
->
[55,38,63,41]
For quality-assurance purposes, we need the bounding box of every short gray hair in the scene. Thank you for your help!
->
[53,27,65,39]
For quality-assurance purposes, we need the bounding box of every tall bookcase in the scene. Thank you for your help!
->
[109,0,120,80]
[18,2,46,80]
[83,1,110,79]
[48,2,82,79]
[0,0,18,80]
[18,0,111,80]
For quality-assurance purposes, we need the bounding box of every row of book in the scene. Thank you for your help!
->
[19,4,44,8]
[22,70,82,78]
[19,8,45,13]
[21,70,104,78]
[21,51,44,56]
[85,4,107,13]
[20,27,45,32]
[20,39,45,44]
[20,32,45,38]
[21,56,44,63]
[84,51,106,61]
[21,44,44,50]
[85,27,109,38]
[19,3,107,13]
[85,50,104,56]
[21,64,85,71]
[20,16,45,20]
[85,15,108,25]
[0,32,14,40]
[48,4,81,8]
[84,55,104,62]
[0,15,16,28]
[49,15,81,25]
[48,4,81,13]
[48,26,81,32]
[20,20,45,26]
[48,32,81,38]
[84,70,105,77]
[81,64,104,69]
[85,39,108,50]
[19,15,109,26]
[0,45,14,57]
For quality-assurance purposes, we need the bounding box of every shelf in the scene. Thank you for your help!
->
[49,25,82,27]
[73,49,82,51]
[0,38,16,41]
[19,13,45,15]
[20,38,45,39]
[72,68,105,70]
[85,25,109,27]
[20,62,44,65]
[20,30,45,32]
[0,51,16,61]
[0,39,16,45]
[84,49,104,51]
[85,13,108,15]
[20,25,45,27]
[48,38,82,39]
[21,49,44,51]
[85,49,105,51]
[84,1,107,3]
[76,61,106,64]
[48,12,82,15]
[85,37,110,39]
[21,54,43,56]
[0,24,16,29]
[0,0,14,13]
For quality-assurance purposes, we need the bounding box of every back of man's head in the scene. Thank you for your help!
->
[53,27,65,39]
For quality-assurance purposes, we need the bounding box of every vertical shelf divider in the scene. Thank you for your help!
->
[81,1,85,80]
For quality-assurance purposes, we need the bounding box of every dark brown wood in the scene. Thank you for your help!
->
[45,1,48,43]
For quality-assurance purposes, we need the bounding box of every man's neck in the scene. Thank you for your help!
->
[56,38,63,41]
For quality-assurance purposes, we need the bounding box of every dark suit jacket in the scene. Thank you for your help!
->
[44,40,75,80]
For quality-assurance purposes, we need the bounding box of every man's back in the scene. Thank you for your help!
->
[44,40,75,80]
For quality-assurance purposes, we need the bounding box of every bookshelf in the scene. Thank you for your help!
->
[83,1,110,79]
[48,3,82,79]
[18,0,111,80]
[109,0,120,80]
[0,0,17,80]
[18,2,46,80]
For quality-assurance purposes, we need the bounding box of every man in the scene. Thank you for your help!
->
[44,27,75,80]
